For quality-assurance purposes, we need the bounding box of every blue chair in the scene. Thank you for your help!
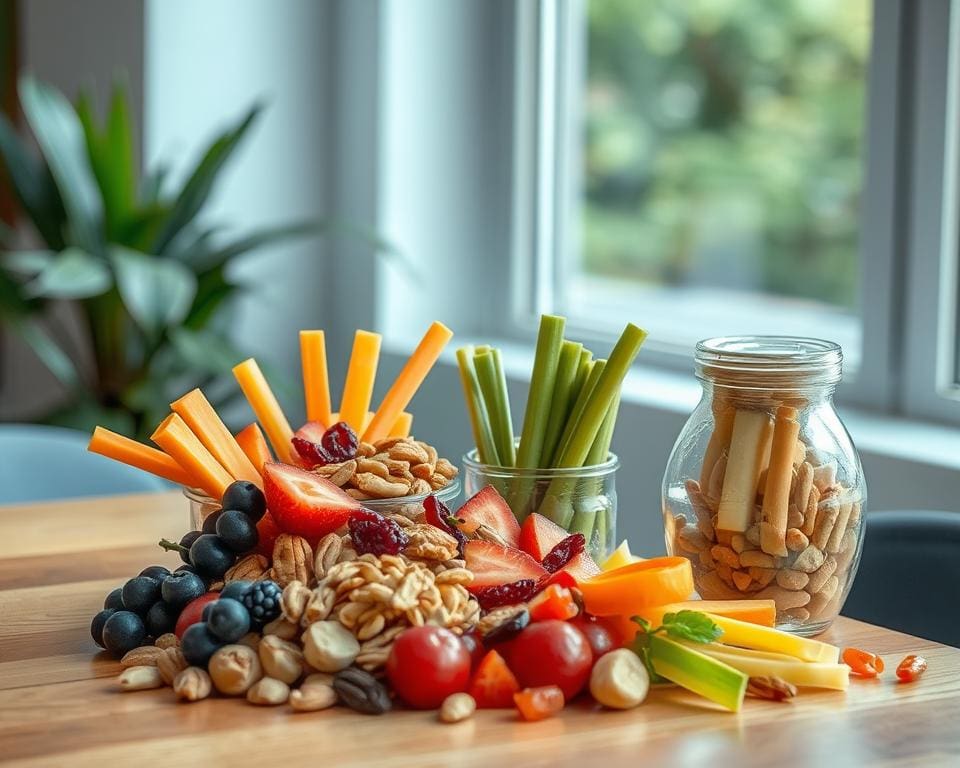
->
[0,424,168,505]
[842,510,960,648]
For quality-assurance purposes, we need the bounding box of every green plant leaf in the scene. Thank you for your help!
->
[661,611,723,645]
[138,163,168,205]
[44,397,135,436]
[2,250,55,277]
[168,326,245,376]
[115,203,171,251]
[0,113,66,249]
[6,314,80,388]
[152,104,262,254]
[19,76,104,255]
[23,247,111,299]
[183,265,238,330]
[109,247,197,337]
[180,220,317,272]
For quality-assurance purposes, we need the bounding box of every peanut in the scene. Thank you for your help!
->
[247,677,290,705]
[173,667,212,702]
[154,633,180,650]
[117,665,163,692]
[156,646,188,685]
[792,544,826,573]
[589,648,650,709]
[775,569,809,591]
[738,550,777,569]
[290,683,338,712]
[439,692,476,723]
[259,634,305,684]
[302,620,360,672]
[208,644,262,695]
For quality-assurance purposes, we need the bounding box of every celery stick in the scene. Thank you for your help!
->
[552,360,604,466]
[649,635,748,712]
[490,348,515,465]
[586,390,620,465]
[474,348,515,466]
[456,346,499,465]
[682,642,850,691]
[516,315,566,468]
[540,340,583,468]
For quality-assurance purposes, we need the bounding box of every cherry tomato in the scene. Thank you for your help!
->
[895,654,928,682]
[842,647,884,678]
[174,592,219,638]
[503,619,592,700]
[460,630,486,670]
[514,685,565,721]
[386,626,471,709]
[570,615,616,659]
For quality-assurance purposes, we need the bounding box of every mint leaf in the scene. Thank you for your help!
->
[630,615,652,633]
[662,610,722,644]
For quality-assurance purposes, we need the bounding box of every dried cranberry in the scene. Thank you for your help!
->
[541,533,585,573]
[424,495,467,556]
[481,607,530,646]
[473,579,538,611]
[322,421,358,463]
[348,509,409,556]
[292,436,330,467]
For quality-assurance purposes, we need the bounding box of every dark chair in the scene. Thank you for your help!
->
[842,510,960,648]
[0,424,168,505]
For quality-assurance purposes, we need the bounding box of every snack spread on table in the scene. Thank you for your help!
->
[85,317,923,722]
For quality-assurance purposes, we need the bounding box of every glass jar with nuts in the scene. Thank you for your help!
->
[662,337,866,637]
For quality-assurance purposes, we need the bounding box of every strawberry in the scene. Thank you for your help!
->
[518,513,569,561]
[558,550,601,582]
[456,486,521,548]
[463,540,547,590]
[291,421,329,466]
[469,650,520,708]
[255,511,283,557]
[263,462,361,539]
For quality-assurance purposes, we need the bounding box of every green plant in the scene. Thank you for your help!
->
[0,76,316,439]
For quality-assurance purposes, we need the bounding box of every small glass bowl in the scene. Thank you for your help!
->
[183,478,462,531]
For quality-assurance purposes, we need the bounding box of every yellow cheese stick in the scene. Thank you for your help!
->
[363,321,453,443]
[233,358,297,465]
[683,642,849,691]
[340,330,382,433]
[151,413,233,499]
[171,389,262,488]
[88,426,193,486]
[300,330,332,426]
[389,412,413,438]
[700,407,734,489]
[717,410,773,532]
[760,406,800,556]
[706,613,840,663]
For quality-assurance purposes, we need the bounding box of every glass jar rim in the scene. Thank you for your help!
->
[695,335,842,389]
[182,477,462,506]
[461,449,619,479]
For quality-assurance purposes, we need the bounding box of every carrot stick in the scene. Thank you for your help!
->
[171,388,262,487]
[300,330,332,426]
[151,413,233,499]
[389,412,414,438]
[235,423,273,473]
[339,330,382,433]
[87,426,193,486]
[233,358,297,465]
[362,321,453,443]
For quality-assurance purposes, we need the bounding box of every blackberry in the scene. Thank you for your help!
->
[242,580,282,626]
[348,510,409,556]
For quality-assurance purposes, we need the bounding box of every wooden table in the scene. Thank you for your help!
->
[2,492,959,767]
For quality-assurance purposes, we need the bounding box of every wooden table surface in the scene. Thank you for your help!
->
[1,491,959,767]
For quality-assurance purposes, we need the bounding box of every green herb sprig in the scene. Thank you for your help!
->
[630,610,723,681]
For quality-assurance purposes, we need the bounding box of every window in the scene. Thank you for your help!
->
[518,0,960,421]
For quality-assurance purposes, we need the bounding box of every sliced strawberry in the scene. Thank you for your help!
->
[456,486,521,548]
[263,462,361,539]
[528,585,578,622]
[518,513,569,561]
[291,421,329,466]
[469,650,521,708]
[558,550,601,582]
[255,511,283,557]
[463,540,547,590]
[537,569,577,592]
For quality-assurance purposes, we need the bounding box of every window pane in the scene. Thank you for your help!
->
[567,0,871,363]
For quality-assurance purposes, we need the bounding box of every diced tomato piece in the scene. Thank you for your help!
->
[528,585,578,622]
[514,685,565,722]
[468,650,521,708]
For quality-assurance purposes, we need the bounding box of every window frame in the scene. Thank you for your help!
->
[509,0,960,421]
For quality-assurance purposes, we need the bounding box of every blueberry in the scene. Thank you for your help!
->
[121,576,162,615]
[189,534,236,579]
[178,531,202,563]
[145,600,179,637]
[222,481,266,522]
[201,601,216,622]
[215,510,259,553]
[161,570,207,608]
[102,610,146,656]
[219,580,253,603]
[104,587,124,611]
[202,509,223,535]
[206,598,251,642]
[181,623,223,667]
[139,565,171,581]
[91,608,116,648]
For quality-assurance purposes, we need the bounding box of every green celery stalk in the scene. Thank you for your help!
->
[516,315,566,468]
[474,348,515,466]
[649,635,748,712]
[551,360,604,466]
[571,391,620,555]
[456,346,499,465]
[539,340,583,468]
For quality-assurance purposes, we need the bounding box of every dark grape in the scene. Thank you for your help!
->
[222,481,266,522]
[121,576,162,615]
[104,587,124,611]
[161,570,207,608]
[145,600,179,637]
[202,509,223,535]
[215,509,258,552]
[178,531,202,564]
[181,623,223,667]
[189,534,236,579]
[102,611,146,656]
[138,565,172,581]
[206,598,251,642]
[91,608,116,648]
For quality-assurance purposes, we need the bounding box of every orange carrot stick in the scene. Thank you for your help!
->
[151,413,233,499]
[233,358,297,465]
[171,388,262,488]
[339,330,382,433]
[300,330,332,426]
[363,321,453,443]
[389,412,413,438]
[87,426,193,486]
[235,423,273,473]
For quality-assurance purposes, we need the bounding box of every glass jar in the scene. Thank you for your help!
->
[662,336,866,636]
[462,449,619,562]
[184,479,462,531]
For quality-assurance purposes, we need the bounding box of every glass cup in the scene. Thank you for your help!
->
[662,336,866,636]
[461,449,619,562]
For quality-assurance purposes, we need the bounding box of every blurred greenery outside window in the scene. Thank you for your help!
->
[563,0,871,365]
